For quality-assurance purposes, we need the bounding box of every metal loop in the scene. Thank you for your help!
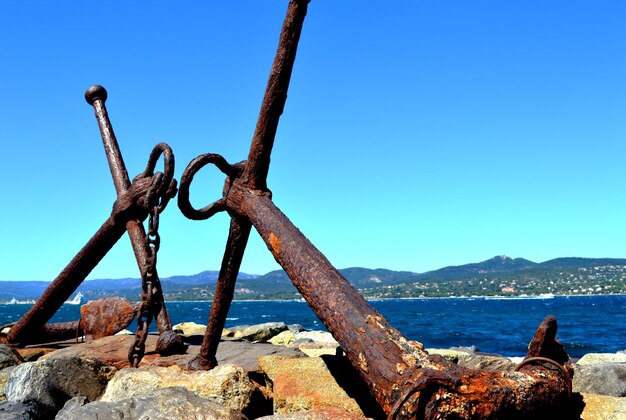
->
[142,143,175,198]
[515,356,572,396]
[178,153,234,220]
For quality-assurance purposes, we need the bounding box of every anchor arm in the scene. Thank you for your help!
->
[6,177,153,346]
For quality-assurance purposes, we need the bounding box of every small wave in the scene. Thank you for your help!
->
[226,317,239,321]
[192,308,201,311]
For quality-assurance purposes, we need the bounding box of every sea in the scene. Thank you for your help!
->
[1,295,624,358]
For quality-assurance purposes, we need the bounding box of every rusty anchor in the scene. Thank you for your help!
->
[177,0,584,418]
[7,86,185,365]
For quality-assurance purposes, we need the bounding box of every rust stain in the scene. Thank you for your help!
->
[269,232,281,255]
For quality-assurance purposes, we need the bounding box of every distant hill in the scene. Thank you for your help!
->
[2,256,626,302]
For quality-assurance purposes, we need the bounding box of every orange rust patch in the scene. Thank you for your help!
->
[269,232,281,255]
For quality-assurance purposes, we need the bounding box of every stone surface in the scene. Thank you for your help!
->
[16,347,54,362]
[40,334,304,372]
[581,393,626,420]
[426,348,471,363]
[268,331,296,347]
[56,387,248,420]
[297,342,340,357]
[293,331,337,344]
[257,407,369,419]
[0,345,22,369]
[0,401,37,419]
[259,356,364,416]
[239,323,288,343]
[173,322,208,336]
[0,367,15,402]
[578,353,626,365]
[458,353,517,372]
[101,364,253,412]
[573,363,626,397]
[427,348,516,372]
[5,357,116,418]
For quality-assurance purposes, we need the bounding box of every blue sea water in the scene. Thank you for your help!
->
[2,295,624,358]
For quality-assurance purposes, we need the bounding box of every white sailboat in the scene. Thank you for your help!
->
[65,292,85,305]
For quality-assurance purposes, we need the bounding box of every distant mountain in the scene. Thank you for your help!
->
[418,255,537,281]
[2,256,626,302]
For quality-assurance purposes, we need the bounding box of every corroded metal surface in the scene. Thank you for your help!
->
[181,0,309,371]
[7,88,183,361]
[178,0,583,417]
[80,297,136,339]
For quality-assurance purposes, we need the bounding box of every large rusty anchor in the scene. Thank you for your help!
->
[178,0,584,418]
[7,86,186,366]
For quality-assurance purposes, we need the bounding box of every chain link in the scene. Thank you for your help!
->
[128,174,170,368]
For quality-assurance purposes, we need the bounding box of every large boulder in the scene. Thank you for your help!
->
[101,364,253,412]
[5,357,116,418]
[573,363,626,397]
[580,393,626,419]
[258,356,364,416]
[56,387,247,420]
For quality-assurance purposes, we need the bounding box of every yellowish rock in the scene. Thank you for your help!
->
[101,363,253,412]
[578,353,626,365]
[581,393,626,419]
[269,330,296,346]
[259,356,363,416]
[172,322,207,336]
[298,342,339,357]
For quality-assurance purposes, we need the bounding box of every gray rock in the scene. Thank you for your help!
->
[573,363,626,397]
[0,367,16,402]
[287,324,305,334]
[239,323,288,343]
[0,401,38,419]
[427,348,516,372]
[5,357,116,418]
[0,346,22,370]
[55,387,247,420]
[457,354,517,372]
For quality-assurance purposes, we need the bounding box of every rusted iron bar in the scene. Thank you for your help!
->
[183,0,309,370]
[180,0,580,415]
[85,85,173,336]
[224,182,581,418]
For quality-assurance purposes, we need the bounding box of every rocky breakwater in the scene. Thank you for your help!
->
[0,322,623,419]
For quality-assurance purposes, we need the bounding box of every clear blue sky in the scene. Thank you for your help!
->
[1,1,625,281]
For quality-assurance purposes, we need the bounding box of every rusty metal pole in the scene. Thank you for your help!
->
[85,85,173,335]
[225,182,580,418]
[185,0,309,370]
[178,0,581,416]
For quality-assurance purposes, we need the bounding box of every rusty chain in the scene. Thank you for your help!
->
[128,147,177,368]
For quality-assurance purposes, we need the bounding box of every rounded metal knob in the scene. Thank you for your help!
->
[85,85,108,105]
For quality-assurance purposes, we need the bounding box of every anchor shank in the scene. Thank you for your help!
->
[225,183,577,418]
[86,86,172,334]
[241,0,309,191]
